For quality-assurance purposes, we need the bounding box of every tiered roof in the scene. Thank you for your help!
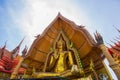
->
[108,29,120,63]
[0,40,25,74]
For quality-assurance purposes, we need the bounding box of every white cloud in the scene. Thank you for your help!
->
[9,0,91,48]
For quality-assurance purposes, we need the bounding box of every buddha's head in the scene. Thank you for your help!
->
[57,38,65,50]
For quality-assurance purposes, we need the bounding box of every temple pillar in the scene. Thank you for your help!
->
[100,44,115,65]
[99,44,120,79]
[102,60,113,80]
[10,57,24,79]
[10,46,27,79]
[94,31,120,79]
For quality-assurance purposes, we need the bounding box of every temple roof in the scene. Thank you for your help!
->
[27,13,97,57]
[107,30,120,71]
[0,43,25,74]
[108,41,120,56]
[23,13,103,73]
[0,48,12,60]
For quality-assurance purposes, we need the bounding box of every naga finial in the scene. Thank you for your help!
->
[94,31,104,45]
[22,45,28,57]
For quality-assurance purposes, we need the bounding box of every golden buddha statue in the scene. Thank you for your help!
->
[44,38,74,73]
[32,32,82,78]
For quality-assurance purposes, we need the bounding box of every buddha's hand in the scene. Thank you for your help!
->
[71,65,79,74]
[54,49,59,59]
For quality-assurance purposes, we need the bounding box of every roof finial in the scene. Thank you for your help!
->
[12,37,25,58]
[18,37,25,47]
[22,45,28,57]
[58,12,62,17]
[113,25,120,33]
[94,31,104,45]
[58,12,61,15]
[0,41,7,59]
[116,28,120,33]
[114,37,119,42]
[34,34,40,38]
[2,40,7,49]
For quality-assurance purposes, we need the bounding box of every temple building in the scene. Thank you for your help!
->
[20,13,116,80]
[2,13,120,79]
[0,40,25,78]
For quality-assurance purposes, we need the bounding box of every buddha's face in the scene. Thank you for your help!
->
[57,40,63,49]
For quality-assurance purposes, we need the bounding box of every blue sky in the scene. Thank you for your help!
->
[0,0,120,50]
[0,0,119,79]
[74,0,120,41]
[0,0,25,49]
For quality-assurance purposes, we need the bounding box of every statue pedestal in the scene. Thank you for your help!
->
[32,72,60,78]
[32,70,85,79]
[11,77,69,80]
